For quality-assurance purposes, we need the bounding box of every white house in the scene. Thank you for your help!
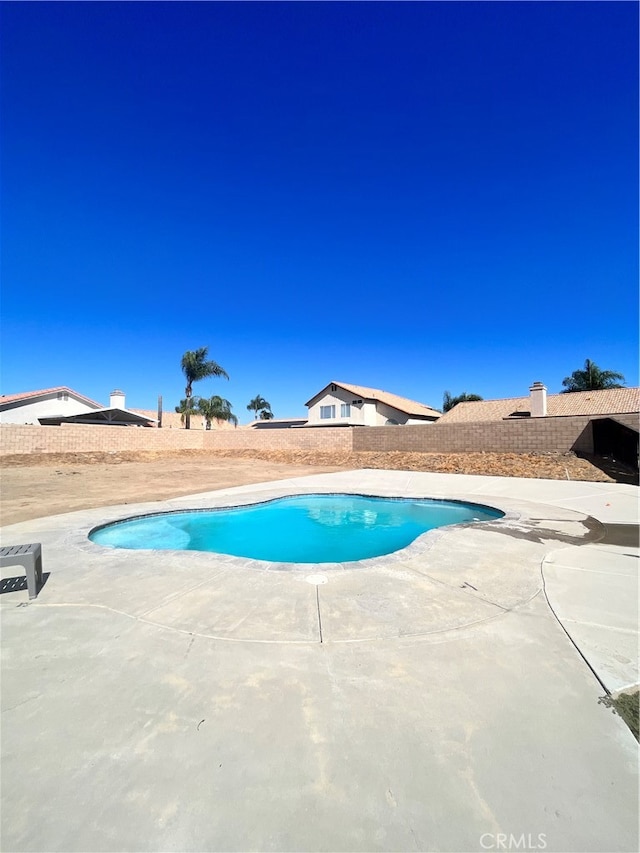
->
[305,382,441,426]
[0,387,154,426]
[0,387,104,424]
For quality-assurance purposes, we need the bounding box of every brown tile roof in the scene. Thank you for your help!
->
[307,382,440,418]
[0,386,103,408]
[438,387,640,423]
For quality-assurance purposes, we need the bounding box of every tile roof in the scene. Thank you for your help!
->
[307,382,440,418]
[438,387,640,423]
[0,386,103,408]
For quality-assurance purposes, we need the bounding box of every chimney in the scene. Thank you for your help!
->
[529,382,547,417]
[110,389,126,409]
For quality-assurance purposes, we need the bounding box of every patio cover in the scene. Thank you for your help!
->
[38,408,156,427]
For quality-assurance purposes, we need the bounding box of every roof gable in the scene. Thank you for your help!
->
[0,386,103,410]
[306,381,440,418]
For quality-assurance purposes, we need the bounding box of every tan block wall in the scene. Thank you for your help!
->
[1,414,636,458]
[0,424,203,456]
[610,413,640,432]
[202,427,353,453]
[353,414,639,454]
[0,424,353,456]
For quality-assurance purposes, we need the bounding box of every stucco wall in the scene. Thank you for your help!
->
[306,390,420,426]
[131,410,209,430]
[375,401,410,426]
[0,394,100,424]
[307,387,366,426]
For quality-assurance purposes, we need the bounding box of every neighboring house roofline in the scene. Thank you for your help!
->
[305,381,440,418]
[0,386,103,410]
[438,387,640,423]
[245,418,307,428]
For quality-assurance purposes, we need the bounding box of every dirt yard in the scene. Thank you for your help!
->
[0,448,618,527]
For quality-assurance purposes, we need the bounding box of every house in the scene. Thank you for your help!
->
[0,387,155,427]
[0,386,103,424]
[305,382,440,427]
[438,382,639,468]
[437,383,640,423]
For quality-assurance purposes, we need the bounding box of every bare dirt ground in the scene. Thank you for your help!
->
[0,448,618,526]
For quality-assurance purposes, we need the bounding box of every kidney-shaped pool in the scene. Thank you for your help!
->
[89,494,504,564]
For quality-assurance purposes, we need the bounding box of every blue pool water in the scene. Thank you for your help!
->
[90,494,503,563]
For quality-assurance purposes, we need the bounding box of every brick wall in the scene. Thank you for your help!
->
[202,427,353,453]
[0,423,352,456]
[0,424,203,456]
[1,414,636,458]
[353,414,639,455]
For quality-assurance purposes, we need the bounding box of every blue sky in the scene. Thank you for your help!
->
[2,1,637,420]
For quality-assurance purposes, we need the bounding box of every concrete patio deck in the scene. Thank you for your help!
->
[1,469,638,852]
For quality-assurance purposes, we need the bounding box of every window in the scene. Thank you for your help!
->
[340,403,351,418]
[320,405,335,419]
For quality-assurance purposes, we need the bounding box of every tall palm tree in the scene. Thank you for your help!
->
[561,359,626,393]
[197,395,238,430]
[181,348,228,429]
[247,395,272,420]
[442,391,483,413]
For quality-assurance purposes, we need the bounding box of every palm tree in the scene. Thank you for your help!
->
[561,359,626,393]
[247,395,272,420]
[175,397,201,427]
[181,348,228,429]
[197,395,238,430]
[259,409,274,420]
[443,391,483,413]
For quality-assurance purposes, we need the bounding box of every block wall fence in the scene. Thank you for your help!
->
[0,424,203,456]
[201,427,353,453]
[0,424,352,456]
[353,414,639,454]
[0,414,637,458]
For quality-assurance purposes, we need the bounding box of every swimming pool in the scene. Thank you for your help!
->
[89,494,504,563]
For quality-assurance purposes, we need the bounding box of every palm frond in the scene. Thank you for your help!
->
[247,395,272,419]
[197,394,238,429]
[443,391,483,412]
[561,358,626,392]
